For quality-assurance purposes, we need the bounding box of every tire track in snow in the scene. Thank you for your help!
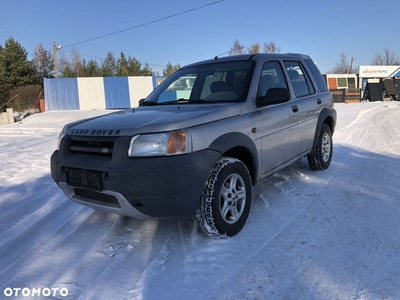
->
[0,177,59,220]
[50,219,147,299]
[72,218,189,300]
[0,195,81,274]
[0,206,123,291]
[0,193,72,248]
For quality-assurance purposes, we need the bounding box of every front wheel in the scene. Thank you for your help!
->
[307,123,333,170]
[196,157,252,239]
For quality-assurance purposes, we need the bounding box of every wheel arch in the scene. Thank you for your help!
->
[208,132,258,185]
[311,108,337,150]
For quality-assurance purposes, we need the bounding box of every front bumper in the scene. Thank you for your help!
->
[51,146,220,217]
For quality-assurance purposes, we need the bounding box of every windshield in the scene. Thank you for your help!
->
[143,60,254,105]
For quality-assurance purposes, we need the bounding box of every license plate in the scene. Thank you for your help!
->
[66,170,102,190]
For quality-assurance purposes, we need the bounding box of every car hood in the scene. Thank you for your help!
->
[64,103,242,136]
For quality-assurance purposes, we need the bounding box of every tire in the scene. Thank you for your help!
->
[196,157,252,239]
[307,123,333,170]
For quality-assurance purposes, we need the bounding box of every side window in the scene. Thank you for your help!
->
[284,61,316,98]
[304,58,328,92]
[258,61,288,98]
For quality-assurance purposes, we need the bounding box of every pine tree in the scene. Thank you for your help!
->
[163,62,181,76]
[102,52,117,77]
[117,52,129,76]
[85,59,101,77]
[0,37,37,105]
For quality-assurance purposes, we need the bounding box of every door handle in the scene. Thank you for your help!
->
[317,98,322,104]
[292,105,298,113]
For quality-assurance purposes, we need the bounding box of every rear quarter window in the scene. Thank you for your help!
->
[304,58,328,92]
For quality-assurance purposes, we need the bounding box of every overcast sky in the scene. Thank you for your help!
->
[1,0,399,74]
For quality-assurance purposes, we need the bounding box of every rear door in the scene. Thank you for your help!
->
[283,60,320,154]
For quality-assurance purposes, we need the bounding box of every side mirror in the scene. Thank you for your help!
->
[256,88,290,107]
[138,98,146,106]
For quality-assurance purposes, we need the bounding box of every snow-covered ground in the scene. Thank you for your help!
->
[0,102,399,300]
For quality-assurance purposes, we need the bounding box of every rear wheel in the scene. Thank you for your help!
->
[307,123,333,170]
[196,157,252,239]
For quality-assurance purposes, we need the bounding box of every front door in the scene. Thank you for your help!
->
[256,60,302,175]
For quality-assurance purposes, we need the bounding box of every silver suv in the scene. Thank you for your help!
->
[51,53,336,239]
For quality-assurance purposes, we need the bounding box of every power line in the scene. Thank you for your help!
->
[62,0,224,49]
[62,49,105,60]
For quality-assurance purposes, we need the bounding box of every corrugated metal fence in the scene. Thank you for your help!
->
[44,76,165,111]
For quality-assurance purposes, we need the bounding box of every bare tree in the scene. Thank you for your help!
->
[330,52,357,74]
[71,47,85,77]
[58,48,85,77]
[263,42,280,53]
[58,52,74,77]
[371,48,400,65]
[248,42,260,54]
[229,39,245,55]
[229,39,281,55]
[32,43,53,82]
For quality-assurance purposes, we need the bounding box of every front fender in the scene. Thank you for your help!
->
[208,132,258,184]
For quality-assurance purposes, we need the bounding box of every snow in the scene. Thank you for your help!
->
[1,102,400,299]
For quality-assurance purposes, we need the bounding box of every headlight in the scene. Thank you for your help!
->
[57,129,66,151]
[128,130,192,157]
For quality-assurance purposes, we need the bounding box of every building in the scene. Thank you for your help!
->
[323,73,359,102]
[323,66,400,102]
[44,76,165,111]
[358,66,400,101]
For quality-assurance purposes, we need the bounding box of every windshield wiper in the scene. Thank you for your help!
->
[186,100,214,104]
[160,99,214,105]
[139,101,158,106]
[142,99,214,106]
[158,99,188,105]
[153,99,192,105]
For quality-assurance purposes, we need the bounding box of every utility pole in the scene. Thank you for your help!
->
[53,41,62,78]
[53,41,58,78]
[348,57,356,74]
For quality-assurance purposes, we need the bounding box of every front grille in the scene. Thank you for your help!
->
[75,188,120,208]
[69,136,116,157]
